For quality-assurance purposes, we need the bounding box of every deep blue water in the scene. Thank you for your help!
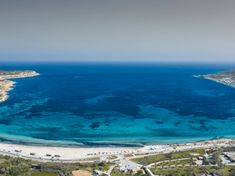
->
[0,63,235,146]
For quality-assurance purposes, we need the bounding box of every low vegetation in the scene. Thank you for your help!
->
[111,168,145,176]
[31,172,58,176]
[131,148,205,165]
[0,155,111,176]
[151,166,235,176]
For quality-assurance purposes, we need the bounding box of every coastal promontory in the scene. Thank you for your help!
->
[195,70,235,88]
[0,70,39,103]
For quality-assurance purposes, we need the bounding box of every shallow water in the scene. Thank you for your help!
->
[0,63,235,146]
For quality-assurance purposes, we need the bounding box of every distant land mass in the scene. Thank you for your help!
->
[195,70,235,88]
[0,70,39,103]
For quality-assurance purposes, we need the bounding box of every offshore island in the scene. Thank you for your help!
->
[0,70,39,103]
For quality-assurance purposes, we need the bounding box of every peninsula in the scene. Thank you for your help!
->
[0,70,39,103]
[195,70,235,88]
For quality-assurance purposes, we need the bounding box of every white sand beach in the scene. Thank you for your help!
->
[0,138,233,163]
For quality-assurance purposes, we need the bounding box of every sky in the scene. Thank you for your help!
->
[0,0,235,62]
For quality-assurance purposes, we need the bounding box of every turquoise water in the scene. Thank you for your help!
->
[0,63,235,146]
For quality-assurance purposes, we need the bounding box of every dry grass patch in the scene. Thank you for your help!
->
[72,170,92,176]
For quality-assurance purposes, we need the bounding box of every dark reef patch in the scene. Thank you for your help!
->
[0,119,12,126]
[155,120,164,125]
[89,122,100,129]
[174,121,182,126]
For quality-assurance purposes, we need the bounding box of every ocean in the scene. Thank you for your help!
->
[0,62,235,146]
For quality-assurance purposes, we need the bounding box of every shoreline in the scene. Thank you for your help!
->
[0,132,229,147]
[194,70,235,88]
[0,70,39,103]
[194,75,235,88]
[0,138,234,163]
[0,80,15,103]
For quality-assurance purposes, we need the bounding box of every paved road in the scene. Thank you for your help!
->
[106,165,116,176]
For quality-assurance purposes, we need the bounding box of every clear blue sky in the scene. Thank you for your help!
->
[1,0,235,62]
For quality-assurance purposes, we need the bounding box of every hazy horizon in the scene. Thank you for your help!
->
[1,0,235,63]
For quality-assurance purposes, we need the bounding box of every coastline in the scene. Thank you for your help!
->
[0,70,39,103]
[194,75,235,88]
[0,132,228,147]
[204,78,235,88]
[0,138,234,163]
[0,80,15,103]
[194,70,235,88]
